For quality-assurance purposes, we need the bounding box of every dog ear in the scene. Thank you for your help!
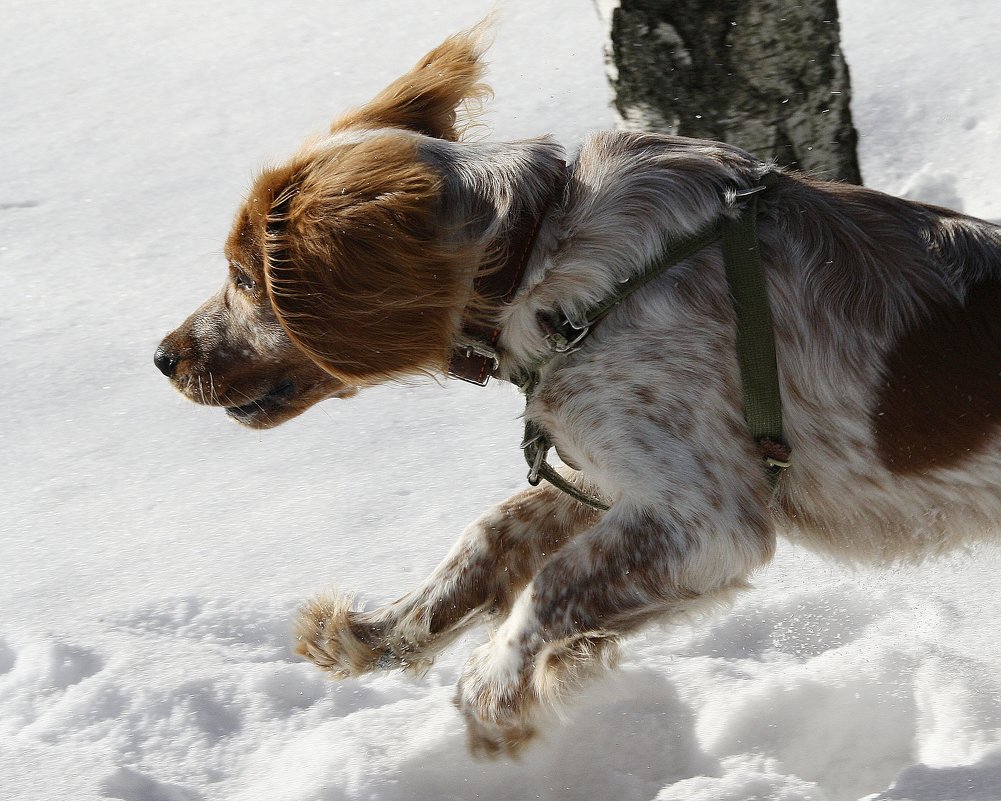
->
[260,135,475,383]
[330,24,491,141]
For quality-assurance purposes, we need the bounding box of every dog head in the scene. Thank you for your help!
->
[154,27,492,428]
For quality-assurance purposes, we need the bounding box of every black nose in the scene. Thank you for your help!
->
[154,344,180,377]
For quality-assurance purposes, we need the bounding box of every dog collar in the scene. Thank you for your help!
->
[447,167,567,385]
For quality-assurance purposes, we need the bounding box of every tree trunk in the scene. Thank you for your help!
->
[599,0,862,184]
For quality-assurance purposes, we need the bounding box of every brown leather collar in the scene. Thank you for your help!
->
[447,168,566,385]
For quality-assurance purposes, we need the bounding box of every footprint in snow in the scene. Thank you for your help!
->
[0,639,105,691]
[110,596,296,661]
[100,767,204,801]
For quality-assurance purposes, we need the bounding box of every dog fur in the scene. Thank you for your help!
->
[155,26,1001,755]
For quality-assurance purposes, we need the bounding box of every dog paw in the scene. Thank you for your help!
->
[294,594,431,678]
[454,644,540,759]
[453,632,621,757]
[294,594,387,678]
[457,701,539,759]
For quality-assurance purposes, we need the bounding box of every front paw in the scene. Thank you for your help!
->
[454,645,540,758]
[294,594,412,678]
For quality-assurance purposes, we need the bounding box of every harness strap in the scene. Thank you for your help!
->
[522,172,790,506]
[522,421,610,510]
[542,220,727,351]
[720,182,790,480]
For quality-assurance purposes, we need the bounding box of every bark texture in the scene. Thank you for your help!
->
[605,0,862,184]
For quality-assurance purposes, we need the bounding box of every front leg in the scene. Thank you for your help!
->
[295,479,601,677]
[455,502,776,756]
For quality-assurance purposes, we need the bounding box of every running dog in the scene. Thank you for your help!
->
[155,26,1001,755]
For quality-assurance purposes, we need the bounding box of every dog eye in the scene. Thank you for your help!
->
[231,266,255,291]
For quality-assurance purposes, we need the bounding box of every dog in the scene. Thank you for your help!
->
[154,25,1001,756]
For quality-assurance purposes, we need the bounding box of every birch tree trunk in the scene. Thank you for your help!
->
[598,0,862,184]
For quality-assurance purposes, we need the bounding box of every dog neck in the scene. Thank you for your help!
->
[436,141,567,385]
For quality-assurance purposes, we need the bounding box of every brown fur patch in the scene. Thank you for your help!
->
[874,280,1001,473]
[225,161,301,280]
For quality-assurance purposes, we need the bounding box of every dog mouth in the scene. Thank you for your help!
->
[224,379,297,425]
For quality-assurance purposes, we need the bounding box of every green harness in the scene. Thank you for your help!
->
[517,173,790,510]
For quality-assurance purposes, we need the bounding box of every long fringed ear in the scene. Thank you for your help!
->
[261,135,476,384]
[330,23,492,141]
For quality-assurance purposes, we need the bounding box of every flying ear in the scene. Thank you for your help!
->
[330,23,492,141]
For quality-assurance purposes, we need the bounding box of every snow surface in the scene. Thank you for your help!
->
[4,1,1001,799]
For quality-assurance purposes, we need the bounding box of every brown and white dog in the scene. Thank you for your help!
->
[155,26,1001,755]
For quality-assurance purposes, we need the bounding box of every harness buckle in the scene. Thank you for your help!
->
[522,427,548,486]
[526,442,546,486]
[546,318,591,354]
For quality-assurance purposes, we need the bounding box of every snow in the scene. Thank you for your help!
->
[3,1,1001,799]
